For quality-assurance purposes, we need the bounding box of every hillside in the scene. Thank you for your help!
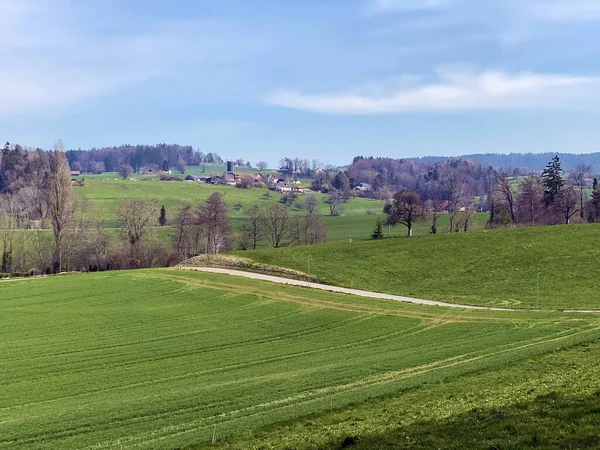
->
[237,224,600,310]
[1,269,599,449]
[415,152,600,172]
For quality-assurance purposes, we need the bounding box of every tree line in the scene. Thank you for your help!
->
[489,157,597,227]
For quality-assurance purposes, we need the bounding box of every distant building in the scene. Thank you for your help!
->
[70,170,81,177]
[354,183,371,192]
[275,182,292,193]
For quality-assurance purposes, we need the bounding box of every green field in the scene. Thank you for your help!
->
[2,269,598,449]
[73,174,386,227]
[238,223,600,310]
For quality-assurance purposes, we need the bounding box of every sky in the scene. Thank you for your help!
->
[2,0,600,166]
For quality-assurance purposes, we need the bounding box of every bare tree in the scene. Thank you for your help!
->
[556,185,580,224]
[49,140,74,272]
[0,195,17,273]
[443,173,465,232]
[119,164,133,180]
[262,204,293,248]
[325,190,344,216]
[516,174,543,225]
[256,161,268,171]
[385,189,425,236]
[116,199,158,245]
[291,212,328,245]
[239,205,263,250]
[197,192,232,254]
[569,164,591,218]
[494,173,516,224]
[304,195,318,215]
[177,159,187,175]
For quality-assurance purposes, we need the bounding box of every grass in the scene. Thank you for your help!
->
[213,339,600,450]
[2,268,598,449]
[73,174,386,226]
[237,223,600,311]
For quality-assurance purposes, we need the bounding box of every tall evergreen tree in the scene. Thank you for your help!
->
[159,205,167,226]
[542,155,563,206]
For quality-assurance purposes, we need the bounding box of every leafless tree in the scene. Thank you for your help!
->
[569,164,591,218]
[172,204,200,257]
[516,174,543,225]
[239,205,263,250]
[49,140,74,272]
[116,199,158,245]
[494,173,516,224]
[325,190,344,216]
[177,159,187,174]
[304,195,318,215]
[384,189,426,236]
[197,192,232,254]
[119,164,133,180]
[262,204,293,248]
[256,161,268,171]
[0,195,17,272]
[443,172,465,232]
[556,185,580,224]
[291,212,328,245]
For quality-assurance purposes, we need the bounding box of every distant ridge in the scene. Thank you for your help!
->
[412,152,600,172]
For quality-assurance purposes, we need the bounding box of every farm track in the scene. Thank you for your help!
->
[180,267,600,314]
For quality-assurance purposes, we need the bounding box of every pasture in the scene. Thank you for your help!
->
[239,223,600,310]
[1,269,597,449]
[73,174,385,226]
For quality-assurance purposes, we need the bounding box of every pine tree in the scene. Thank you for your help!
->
[589,178,600,222]
[159,205,167,226]
[542,155,563,206]
[371,218,384,239]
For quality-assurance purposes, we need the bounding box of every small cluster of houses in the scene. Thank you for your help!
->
[185,172,307,193]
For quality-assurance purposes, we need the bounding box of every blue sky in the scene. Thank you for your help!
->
[2,0,600,166]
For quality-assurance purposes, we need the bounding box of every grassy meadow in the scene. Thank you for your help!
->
[73,174,385,226]
[2,269,598,449]
[71,173,488,242]
[238,223,600,311]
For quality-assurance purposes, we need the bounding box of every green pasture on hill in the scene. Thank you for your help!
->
[239,223,600,310]
[73,174,386,226]
[1,269,598,449]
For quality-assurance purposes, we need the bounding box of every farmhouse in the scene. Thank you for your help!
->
[354,182,371,192]
[275,182,292,193]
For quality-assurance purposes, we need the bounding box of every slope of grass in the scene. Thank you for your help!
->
[212,339,600,450]
[74,175,385,224]
[237,223,600,310]
[1,269,597,449]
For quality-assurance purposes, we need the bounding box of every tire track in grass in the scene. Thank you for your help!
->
[0,294,289,364]
[0,316,430,412]
[120,324,600,449]
[4,324,598,449]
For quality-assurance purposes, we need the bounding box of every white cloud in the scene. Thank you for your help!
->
[266,69,599,114]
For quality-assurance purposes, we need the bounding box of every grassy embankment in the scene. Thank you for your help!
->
[236,223,600,311]
[2,268,598,449]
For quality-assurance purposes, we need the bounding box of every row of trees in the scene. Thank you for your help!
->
[490,157,594,227]
[346,157,495,206]
[171,197,328,257]
[0,141,75,273]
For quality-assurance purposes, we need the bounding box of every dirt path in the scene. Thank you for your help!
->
[178,266,514,311]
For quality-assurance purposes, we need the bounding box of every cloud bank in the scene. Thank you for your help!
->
[267,69,599,114]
